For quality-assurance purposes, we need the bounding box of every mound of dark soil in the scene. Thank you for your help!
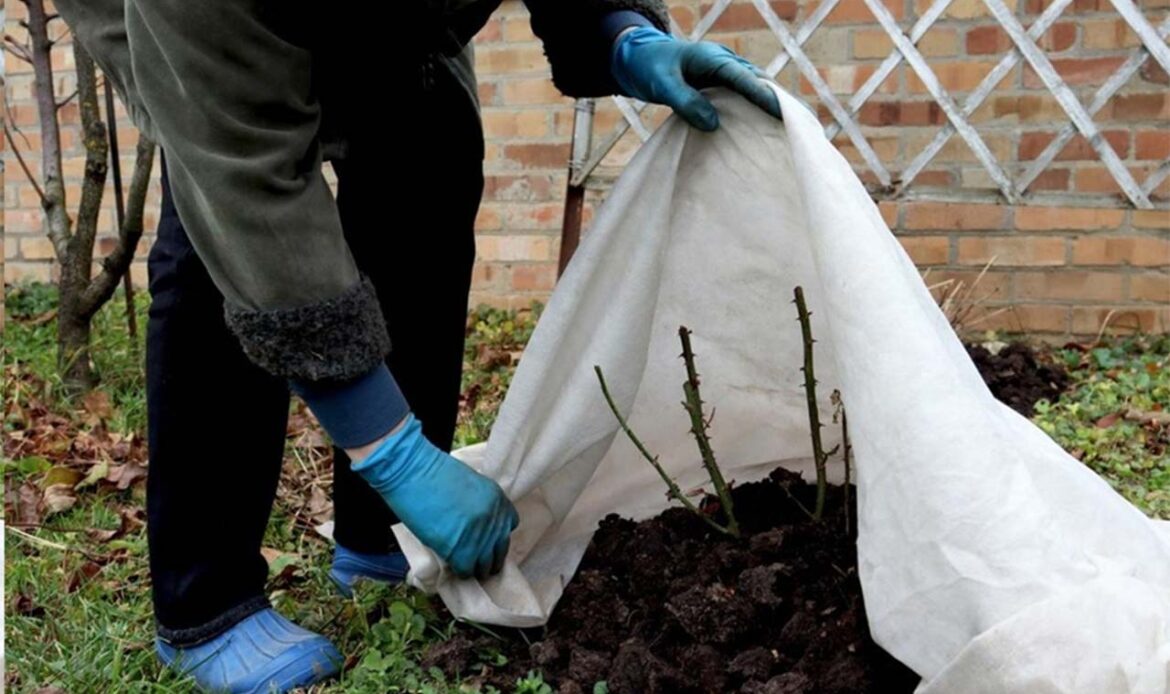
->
[427,469,919,693]
[965,342,1068,416]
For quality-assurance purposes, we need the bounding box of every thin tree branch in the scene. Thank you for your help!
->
[4,36,33,63]
[26,0,71,261]
[4,121,47,203]
[595,365,737,537]
[678,326,739,537]
[794,286,828,521]
[82,137,155,317]
[71,41,110,296]
[55,89,79,110]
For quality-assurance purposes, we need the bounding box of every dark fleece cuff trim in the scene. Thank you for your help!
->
[224,275,391,383]
[156,595,271,647]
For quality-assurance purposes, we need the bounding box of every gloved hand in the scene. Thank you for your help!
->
[351,413,518,580]
[610,26,782,132]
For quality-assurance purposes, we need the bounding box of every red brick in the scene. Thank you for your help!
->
[802,64,898,96]
[1071,307,1167,334]
[1017,131,1129,161]
[475,46,548,74]
[502,18,536,42]
[923,269,1012,300]
[501,78,569,106]
[20,237,57,261]
[1135,131,1170,160]
[1130,273,1170,302]
[971,304,1070,334]
[471,262,500,291]
[1141,61,1169,87]
[966,26,1009,55]
[1072,236,1170,266]
[483,174,559,202]
[915,170,957,186]
[1073,166,1153,195]
[899,236,950,264]
[1082,19,1138,50]
[510,264,557,291]
[502,203,564,230]
[669,6,696,35]
[478,81,497,106]
[477,235,552,262]
[474,205,502,232]
[825,0,903,23]
[957,237,1066,266]
[1015,206,1125,231]
[1108,93,1169,121]
[1029,169,1071,192]
[1024,57,1127,88]
[700,1,798,30]
[1025,0,1103,14]
[859,100,947,126]
[1040,23,1078,52]
[1015,271,1125,301]
[474,18,502,43]
[1132,210,1170,230]
[904,202,1007,230]
[503,143,570,169]
[481,109,548,139]
[853,29,894,59]
[908,62,1002,94]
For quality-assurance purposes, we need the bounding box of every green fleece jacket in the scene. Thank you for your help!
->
[55,0,668,382]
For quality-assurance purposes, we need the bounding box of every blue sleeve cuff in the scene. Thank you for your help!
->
[600,10,657,46]
[289,363,409,449]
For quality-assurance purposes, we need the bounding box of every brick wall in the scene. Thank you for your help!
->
[5,0,1168,337]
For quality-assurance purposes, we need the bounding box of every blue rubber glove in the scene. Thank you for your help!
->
[351,414,518,580]
[610,26,782,132]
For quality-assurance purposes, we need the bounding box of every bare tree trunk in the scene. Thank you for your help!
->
[18,0,157,391]
[56,41,110,389]
[26,0,71,258]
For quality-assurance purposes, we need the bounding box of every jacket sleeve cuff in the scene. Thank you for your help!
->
[600,10,656,45]
[223,274,391,383]
[290,363,409,449]
[529,0,670,97]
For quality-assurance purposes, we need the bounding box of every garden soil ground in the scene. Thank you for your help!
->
[425,343,1068,693]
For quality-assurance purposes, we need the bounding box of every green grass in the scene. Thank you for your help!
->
[4,284,549,693]
[4,280,1168,692]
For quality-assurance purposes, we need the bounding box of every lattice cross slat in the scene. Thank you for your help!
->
[863,0,1016,200]
[1017,15,1170,196]
[899,0,1073,197]
[751,0,891,186]
[825,0,955,142]
[567,0,1169,210]
[983,0,1152,208]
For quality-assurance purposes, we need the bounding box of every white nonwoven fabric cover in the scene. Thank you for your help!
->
[394,86,1170,693]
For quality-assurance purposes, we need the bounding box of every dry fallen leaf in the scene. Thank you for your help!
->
[81,390,114,420]
[12,592,45,618]
[1094,412,1122,429]
[10,481,44,526]
[86,507,145,543]
[42,465,84,489]
[106,460,148,490]
[41,483,78,516]
[307,485,333,525]
[66,561,104,593]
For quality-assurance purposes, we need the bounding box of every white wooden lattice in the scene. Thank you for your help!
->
[568,0,1170,209]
